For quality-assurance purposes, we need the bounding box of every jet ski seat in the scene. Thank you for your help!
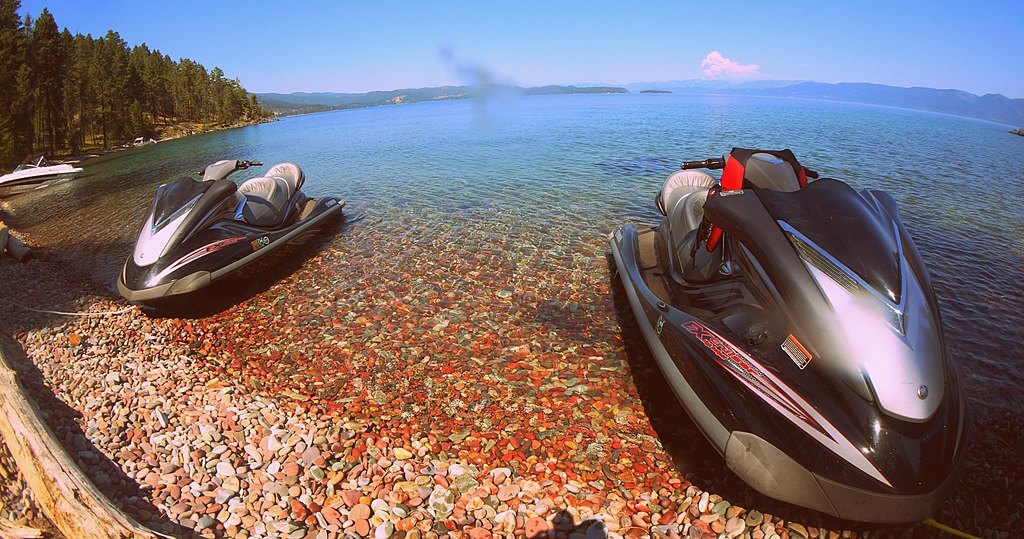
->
[662,170,716,244]
[265,162,305,193]
[660,170,722,282]
[237,163,305,227]
[662,170,716,221]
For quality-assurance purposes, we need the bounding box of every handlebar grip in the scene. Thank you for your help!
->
[681,157,726,170]
[804,168,820,179]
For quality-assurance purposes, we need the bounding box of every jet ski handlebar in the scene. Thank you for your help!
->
[197,160,264,181]
[681,157,820,179]
[680,157,726,170]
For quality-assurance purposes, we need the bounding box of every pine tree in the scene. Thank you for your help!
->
[30,8,66,153]
[12,64,35,159]
[60,28,81,153]
[126,100,151,139]
[0,0,24,166]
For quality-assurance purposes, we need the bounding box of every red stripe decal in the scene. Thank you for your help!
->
[682,320,833,441]
[162,236,247,276]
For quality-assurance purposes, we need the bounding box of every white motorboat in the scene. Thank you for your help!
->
[0,155,84,196]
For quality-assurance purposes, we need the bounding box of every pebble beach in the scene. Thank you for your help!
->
[0,223,1020,539]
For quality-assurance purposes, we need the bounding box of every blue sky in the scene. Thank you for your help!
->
[19,1,1024,97]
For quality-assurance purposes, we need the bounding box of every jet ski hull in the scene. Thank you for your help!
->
[609,223,968,523]
[118,197,343,302]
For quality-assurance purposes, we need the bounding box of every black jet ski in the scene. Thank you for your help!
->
[118,160,344,303]
[609,148,968,523]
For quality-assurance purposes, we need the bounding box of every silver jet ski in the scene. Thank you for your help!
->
[119,160,344,303]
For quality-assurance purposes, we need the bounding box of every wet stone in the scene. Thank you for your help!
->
[350,503,371,520]
[452,472,479,493]
[427,488,455,518]
[787,523,809,538]
[216,461,235,477]
[712,501,730,516]
[725,517,745,538]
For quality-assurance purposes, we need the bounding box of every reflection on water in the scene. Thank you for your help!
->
[3,93,1023,412]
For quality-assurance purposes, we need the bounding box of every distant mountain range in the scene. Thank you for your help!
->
[754,82,1024,126]
[625,80,1024,126]
[257,81,1024,126]
[616,79,811,92]
[257,85,627,115]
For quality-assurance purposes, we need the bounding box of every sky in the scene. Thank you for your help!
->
[18,1,1024,97]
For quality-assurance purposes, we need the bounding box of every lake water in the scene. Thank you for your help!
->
[5,93,1023,414]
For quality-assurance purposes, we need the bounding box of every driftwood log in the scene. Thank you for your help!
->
[0,223,30,262]
[0,515,42,539]
[0,346,169,539]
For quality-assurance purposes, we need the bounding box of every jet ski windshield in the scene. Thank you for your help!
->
[150,178,212,232]
[149,176,238,236]
[153,193,201,234]
[14,155,49,170]
[758,179,902,306]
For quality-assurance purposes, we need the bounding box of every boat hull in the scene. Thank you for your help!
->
[0,169,83,196]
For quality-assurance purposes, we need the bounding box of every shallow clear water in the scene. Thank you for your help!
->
[5,93,1023,412]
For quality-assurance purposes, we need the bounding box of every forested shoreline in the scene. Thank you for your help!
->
[0,1,270,169]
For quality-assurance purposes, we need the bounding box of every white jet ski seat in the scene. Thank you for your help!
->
[661,169,717,238]
[266,162,305,192]
[237,163,305,227]
[660,169,721,282]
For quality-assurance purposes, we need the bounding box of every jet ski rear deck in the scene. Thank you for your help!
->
[633,227,671,301]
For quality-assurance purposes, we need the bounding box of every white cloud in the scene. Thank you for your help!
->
[701,51,759,79]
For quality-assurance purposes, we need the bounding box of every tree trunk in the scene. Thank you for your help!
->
[79,94,87,149]
[101,99,108,150]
